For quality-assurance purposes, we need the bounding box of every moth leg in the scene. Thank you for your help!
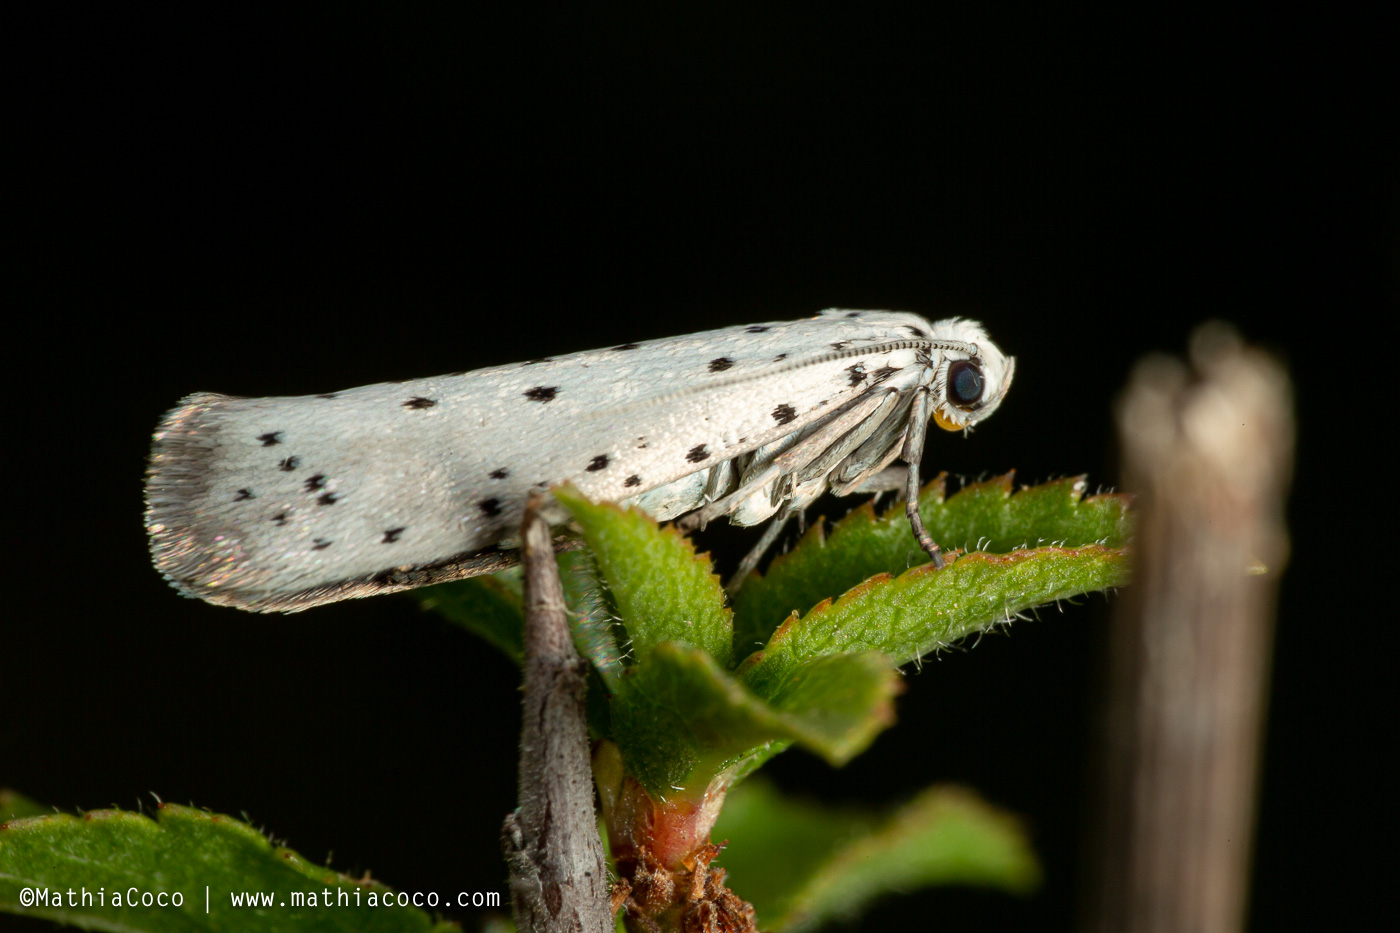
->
[849,465,908,494]
[796,389,901,485]
[833,463,908,512]
[702,458,735,504]
[724,507,794,596]
[770,471,794,508]
[679,466,775,533]
[828,391,917,495]
[680,389,894,531]
[901,388,945,569]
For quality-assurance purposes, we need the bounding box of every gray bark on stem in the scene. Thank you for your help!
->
[503,495,612,932]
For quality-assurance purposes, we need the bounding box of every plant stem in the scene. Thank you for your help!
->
[503,495,612,932]
[1087,324,1293,933]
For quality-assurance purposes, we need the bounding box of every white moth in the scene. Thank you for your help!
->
[146,309,1014,612]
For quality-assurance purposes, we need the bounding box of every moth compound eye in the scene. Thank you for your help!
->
[947,360,985,409]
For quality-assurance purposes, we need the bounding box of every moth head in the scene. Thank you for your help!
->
[927,318,1015,432]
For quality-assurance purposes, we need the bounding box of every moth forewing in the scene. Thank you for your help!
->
[145,309,1013,611]
[796,387,906,486]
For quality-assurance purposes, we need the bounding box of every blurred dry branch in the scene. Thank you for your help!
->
[1088,324,1294,933]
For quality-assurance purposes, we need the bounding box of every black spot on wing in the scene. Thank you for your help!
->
[625,474,642,487]
[272,512,287,525]
[279,456,301,472]
[772,404,798,425]
[845,311,862,318]
[257,432,282,446]
[587,454,611,472]
[846,364,867,387]
[312,538,332,550]
[686,445,710,463]
[403,397,437,409]
[382,527,405,543]
[906,325,929,338]
[830,341,851,350]
[524,385,559,402]
[479,497,503,518]
[744,325,770,333]
[522,358,555,366]
[489,468,509,479]
[871,365,901,382]
[305,474,327,492]
[773,353,787,362]
[612,343,640,351]
[317,393,339,399]
[708,357,735,372]
[234,488,255,501]
[317,492,338,505]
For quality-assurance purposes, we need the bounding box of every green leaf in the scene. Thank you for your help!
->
[733,473,1131,653]
[555,549,629,691]
[610,643,898,797]
[711,779,1039,932]
[1,804,460,932]
[740,541,1129,698]
[0,789,47,822]
[417,572,525,664]
[417,550,627,688]
[556,486,734,669]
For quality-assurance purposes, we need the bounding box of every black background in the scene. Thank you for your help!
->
[6,6,1391,931]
